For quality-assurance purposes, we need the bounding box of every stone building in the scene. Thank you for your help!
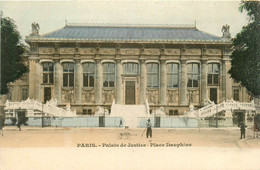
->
[9,23,251,117]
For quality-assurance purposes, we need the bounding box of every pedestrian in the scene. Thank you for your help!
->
[17,119,21,131]
[119,119,122,127]
[253,121,258,138]
[0,116,4,136]
[238,122,247,139]
[146,118,152,138]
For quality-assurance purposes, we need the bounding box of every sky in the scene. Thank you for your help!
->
[0,0,249,43]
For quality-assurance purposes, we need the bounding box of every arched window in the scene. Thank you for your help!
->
[167,63,179,88]
[83,63,95,87]
[147,63,159,88]
[63,62,74,87]
[103,63,115,87]
[207,63,220,85]
[123,63,139,75]
[187,63,200,87]
[42,62,53,84]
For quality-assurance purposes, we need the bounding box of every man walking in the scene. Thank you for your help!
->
[146,118,152,138]
[238,122,247,139]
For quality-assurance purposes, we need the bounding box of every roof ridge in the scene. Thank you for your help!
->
[65,23,196,29]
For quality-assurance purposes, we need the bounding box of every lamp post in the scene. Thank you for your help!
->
[41,105,43,128]
[216,104,218,128]
[103,102,106,127]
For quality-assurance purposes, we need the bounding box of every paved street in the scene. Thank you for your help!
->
[1,126,260,170]
[0,126,260,148]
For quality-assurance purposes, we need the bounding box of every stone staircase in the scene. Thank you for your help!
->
[185,99,256,118]
[110,101,150,128]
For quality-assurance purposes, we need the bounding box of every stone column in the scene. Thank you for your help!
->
[222,60,233,100]
[35,61,42,101]
[180,60,187,105]
[95,59,103,104]
[29,58,41,101]
[201,60,208,104]
[29,59,36,99]
[140,59,147,104]
[74,60,82,103]
[160,60,167,105]
[115,59,123,104]
[54,60,62,104]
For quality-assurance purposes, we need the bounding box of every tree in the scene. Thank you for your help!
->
[229,1,260,97]
[1,17,28,94]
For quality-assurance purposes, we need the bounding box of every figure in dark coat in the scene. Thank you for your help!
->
[238,122,247,139]
[146,119,152,138]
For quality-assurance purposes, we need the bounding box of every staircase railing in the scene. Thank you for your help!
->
[5,98,76,118]
[186,99,255,118]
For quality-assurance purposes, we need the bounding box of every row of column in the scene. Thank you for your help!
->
[29,58,233,105]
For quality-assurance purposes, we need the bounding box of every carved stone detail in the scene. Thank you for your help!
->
[188,90,200,104]
[147,90,159,104]
[103,89,115,103]
[205,49,221,55]
[79,48,95,55]
[167,90,179,104]
[144,49,160,55]
[182,49,201,55]
[39,47,54,54]
[60,48,75,54]
[82,90,95,103]
[62,90,74,103]
[120,48,140,55]
[100,48,116,55]
[164,49,180,55]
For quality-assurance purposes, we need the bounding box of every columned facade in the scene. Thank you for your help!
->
[24,24,251,116]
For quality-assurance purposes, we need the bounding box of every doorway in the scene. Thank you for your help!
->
[125,81,136,104]
[210,88,217,104]
[44,87,51,103]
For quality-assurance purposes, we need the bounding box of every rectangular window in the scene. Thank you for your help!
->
[63,63,74,87]
[42,62,54,84]
[187,63,200,88]
[147,63,159,88]
[123,63,139,74]
[83,63,95,87]
[103,63,115,88]
[208,63,220,85]
[169,110,174,116]
[233,89,239,101]
[22,88,28,100]
[167,63,179,88]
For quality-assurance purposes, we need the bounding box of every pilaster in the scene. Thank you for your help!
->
[115,59,123,104]
[160,59,167,105]
[74,60,82,103]
[54,59,62,104]
[201,60,208,104]
[180,60,187,105]
[95,59,103,104]
[140,59,147,104]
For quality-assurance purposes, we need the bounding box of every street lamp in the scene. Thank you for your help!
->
[216,104,218,128]
[103,102,106,127]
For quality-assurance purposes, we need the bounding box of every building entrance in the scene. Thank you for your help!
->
[125,81,135,104]
[210,88,217,104]
[44,87,51,103]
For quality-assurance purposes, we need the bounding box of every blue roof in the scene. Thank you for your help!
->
[40,24,227,43]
